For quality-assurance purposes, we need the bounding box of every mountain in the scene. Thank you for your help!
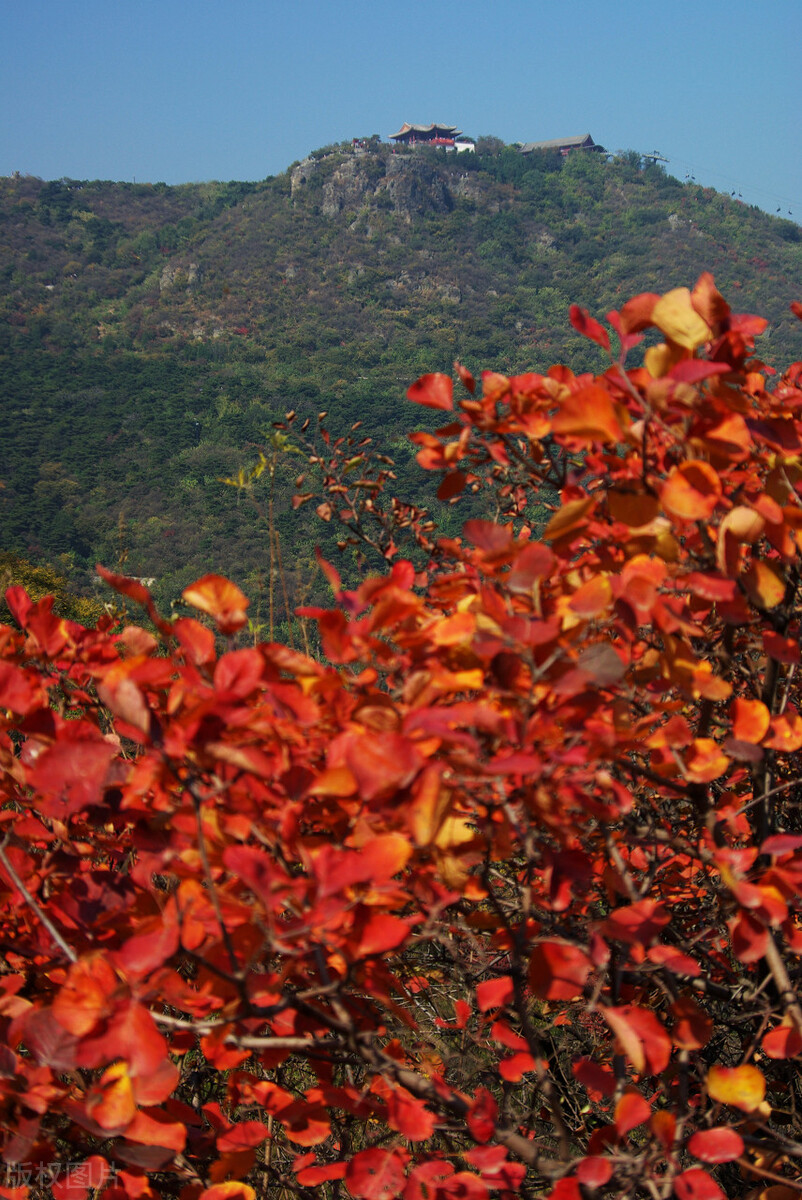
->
[2,141,802,615]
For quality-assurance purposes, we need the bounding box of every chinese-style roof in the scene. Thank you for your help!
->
[519,134,601,153]
[390,122,463,141]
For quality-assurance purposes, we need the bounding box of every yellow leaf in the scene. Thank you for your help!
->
[87,1061,137,1130]
[744,561,785,610]
[652,288,712,351]
[707,1063,765,1112]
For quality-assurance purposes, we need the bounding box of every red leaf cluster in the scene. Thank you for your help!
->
[1,278,801,1198]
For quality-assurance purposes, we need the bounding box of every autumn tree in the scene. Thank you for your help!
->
[2,277,802,1200]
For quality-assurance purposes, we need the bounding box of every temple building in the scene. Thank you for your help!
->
[389,122,462,148]
[519,133,604,156]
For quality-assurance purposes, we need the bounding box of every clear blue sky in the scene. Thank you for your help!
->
[2,0,800,218]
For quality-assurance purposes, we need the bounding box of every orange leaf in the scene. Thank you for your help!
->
[707,1063,765,1112]
[569,575,613,619]
[683,738,729,783]
[407,373,453,411]
[764,706,802,752]
[53,957,117,1037]
[125,1107,187,1152]
[199,1187,256,1200]
[552,384,622,445]
[660,461,722,522]
[543,496,595,541]
[650,1109,676,1151]
[182,574,249,634]
[730,698,770,744]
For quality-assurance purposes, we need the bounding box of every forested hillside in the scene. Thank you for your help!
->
[2,142,802,613]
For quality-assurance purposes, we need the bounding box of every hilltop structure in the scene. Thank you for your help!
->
[389,122,462,148]
[519,133,604,156]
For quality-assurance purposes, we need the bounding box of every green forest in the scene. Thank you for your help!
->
[2,141,802,618]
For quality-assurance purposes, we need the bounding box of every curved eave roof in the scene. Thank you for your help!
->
[390,122,462,140]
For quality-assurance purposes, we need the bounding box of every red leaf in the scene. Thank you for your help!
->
[668,360,730,383]
[277,1100,331,1146]
[614,1090,651,1136]
[76,1002,169,1079]
[296,1161,348,1186]
[27,731,116,818]
[440,1172,489,1200]
[499,1052,536,1082]
[438,471,467,500]
[217,1120,269,1152]
[575,1157,613,1187]
[114,919,180,977]
[762,1022,802,1059]
[529,941,592,1000]
[687,1127,744,1164]
[124,1107,186,1152]
[547,1181,582,1200]
[466,1088,497,1143]
[346,1148,409,1200]
[673,1168,725,1200]
[407,373,454,411]
[476,976,513,1012]
[386,1087,437,1142]
[569,304,610,352]
[603,1005,672,1074]
[454,362,476,394]
[599,899,670,946]
[343,731,424,802]
[354,912,411,958]
[572,1058,616,1100]
[671,996,713,1050]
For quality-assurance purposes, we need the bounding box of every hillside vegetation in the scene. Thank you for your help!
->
[2,141,802,610]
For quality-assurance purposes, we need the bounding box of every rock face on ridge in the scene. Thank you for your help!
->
[377,157,454,219]
[291,151,456,221]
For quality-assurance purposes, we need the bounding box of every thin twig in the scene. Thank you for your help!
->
[0,839,77,964]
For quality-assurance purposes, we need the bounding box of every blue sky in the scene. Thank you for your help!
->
[2,0,800,218]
